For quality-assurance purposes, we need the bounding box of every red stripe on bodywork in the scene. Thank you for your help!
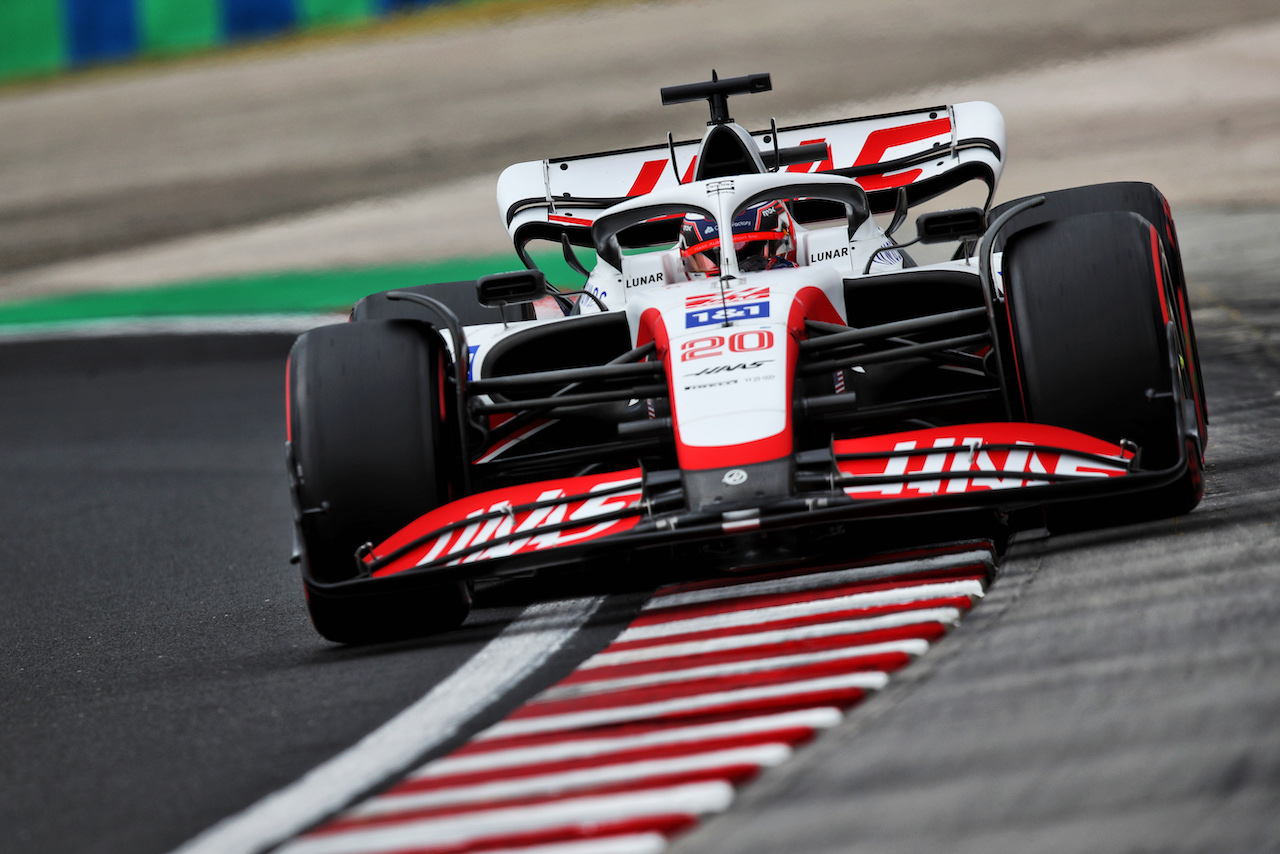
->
[681,156,699,184]
[628,160,669,197]
[549,214,594,226]
[852,117,951,191]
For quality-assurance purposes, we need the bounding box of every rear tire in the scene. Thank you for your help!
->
[1003,210,1203,525]
[287,319,471,643]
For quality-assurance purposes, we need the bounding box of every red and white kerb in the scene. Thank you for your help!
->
[276,542,995,854]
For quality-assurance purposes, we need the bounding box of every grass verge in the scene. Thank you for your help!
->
[0,250,591,329]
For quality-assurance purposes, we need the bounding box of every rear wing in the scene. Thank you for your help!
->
[497,101,1006,259]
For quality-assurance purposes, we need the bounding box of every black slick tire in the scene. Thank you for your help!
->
[1003,210,1203,526]
[287,319,470,643]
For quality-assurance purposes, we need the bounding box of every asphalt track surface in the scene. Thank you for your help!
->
[0,336,646,854]
[3,213,1280,854]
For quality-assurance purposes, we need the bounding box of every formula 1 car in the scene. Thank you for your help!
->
[286,73,1207,643]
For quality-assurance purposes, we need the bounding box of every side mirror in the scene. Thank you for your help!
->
[915,208,987,244]
[476,270,547,308]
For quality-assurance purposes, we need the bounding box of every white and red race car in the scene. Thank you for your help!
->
[286,73,1206,643]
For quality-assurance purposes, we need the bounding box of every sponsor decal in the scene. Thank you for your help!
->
[706,179,736,197]
[370,470,644,574]
[467,344,480,381]
[872,241,902,265]
[686,300,770,329]
[722,469,749,486]
[625,272,664,289]
[680,330,775,361]
[688,359,773,377]
[835,424,1132,499]
[808,246,849,264]
[685,286,770,309]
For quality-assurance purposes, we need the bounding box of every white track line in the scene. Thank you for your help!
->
[581,607,963,670]
[350,744,792,817]
[276,782,735,854]
[168,596,602,854]
[621,580,983,642]
[645,549,992,610]
[480,672,890,740]
[414,708,843,779]
[540,640,930,700]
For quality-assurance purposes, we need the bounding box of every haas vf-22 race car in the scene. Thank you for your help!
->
[286,73,1207,643]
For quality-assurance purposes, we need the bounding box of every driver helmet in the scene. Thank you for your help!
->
[679,200,797,276]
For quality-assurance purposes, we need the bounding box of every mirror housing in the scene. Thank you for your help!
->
[916,207,987,244]
[476,270,548,308]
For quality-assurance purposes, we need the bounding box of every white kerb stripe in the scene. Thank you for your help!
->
[417,708,843,779]
[167,596,602,854]
[474,835,668,854]
[352,744,792,817]
[481,672,889,741]
[646,549,992,610]
[275,782,735,854]
[582,607,963,670]
[540,639,930,701]
[620,580,983,642]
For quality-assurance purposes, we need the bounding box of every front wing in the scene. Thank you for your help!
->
[302,421,1192,595]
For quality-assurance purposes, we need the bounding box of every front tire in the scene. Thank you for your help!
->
[1003,210,1203,524]
[287,319,470,643]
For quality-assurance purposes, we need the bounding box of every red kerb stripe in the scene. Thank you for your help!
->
[318,765,761,833]
[462,707,846,754]
[575,625,945,685]
[562,650,911,688]
[392,727,817,792]
[520,657,900,718]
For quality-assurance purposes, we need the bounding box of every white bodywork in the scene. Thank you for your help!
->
[467,102,1008,468]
